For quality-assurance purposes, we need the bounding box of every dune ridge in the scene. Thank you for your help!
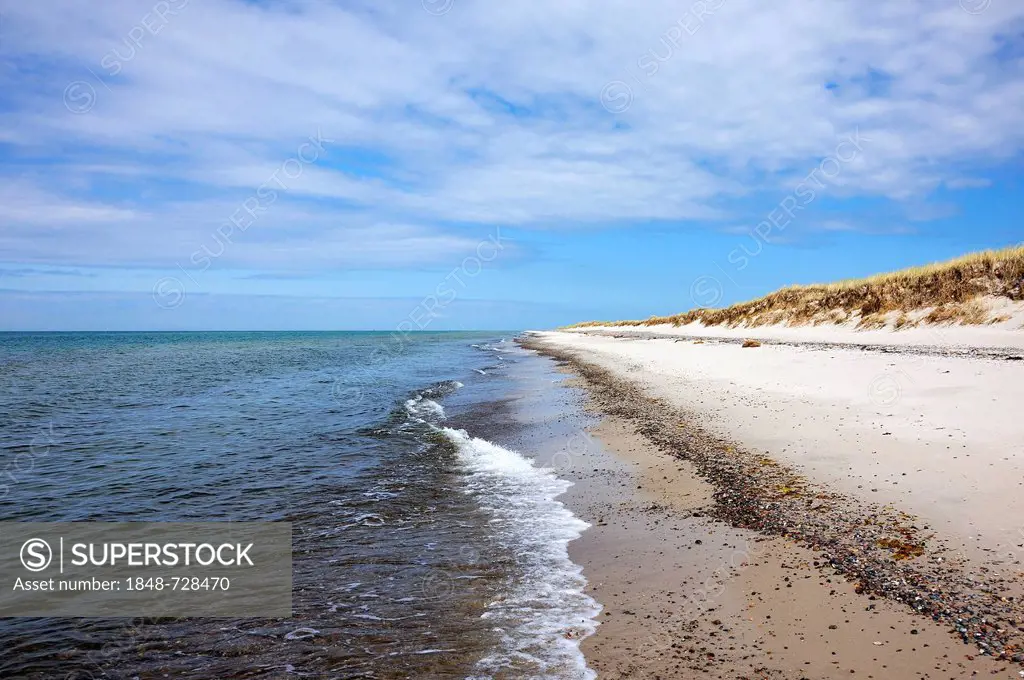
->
[568,244,1024,331]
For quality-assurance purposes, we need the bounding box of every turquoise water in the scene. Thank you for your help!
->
[0,331,598,679]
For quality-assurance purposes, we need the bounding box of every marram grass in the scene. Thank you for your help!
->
[566,244,1024,330]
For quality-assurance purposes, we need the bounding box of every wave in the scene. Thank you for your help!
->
[363,376,600,677]
[404,394,446,422]
[420,379,464,399]
[441,427,600,680]
[471,341,508,354]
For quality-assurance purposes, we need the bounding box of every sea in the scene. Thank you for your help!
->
[0,331,601,679]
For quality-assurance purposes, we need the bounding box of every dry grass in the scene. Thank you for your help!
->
[566,244,1024,330]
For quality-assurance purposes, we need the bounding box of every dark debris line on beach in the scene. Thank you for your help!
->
[518,336,1024,666]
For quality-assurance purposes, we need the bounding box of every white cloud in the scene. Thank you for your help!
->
[0,182,139,223]
[1,0,1022,270]
[0,192,497,269]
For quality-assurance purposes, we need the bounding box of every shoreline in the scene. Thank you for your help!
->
[518,333,1024,677]
[539,328,1024,562]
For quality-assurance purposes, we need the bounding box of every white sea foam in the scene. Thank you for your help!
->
[362,490,399,501]
[405,395,446,421]
[441,427,600,680]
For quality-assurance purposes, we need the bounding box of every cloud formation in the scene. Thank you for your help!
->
[1,0,1022,273]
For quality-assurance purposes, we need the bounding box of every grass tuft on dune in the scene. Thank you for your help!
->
[566,244,1024,330]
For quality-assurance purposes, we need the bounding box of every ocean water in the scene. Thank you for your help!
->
[0,331,599,679]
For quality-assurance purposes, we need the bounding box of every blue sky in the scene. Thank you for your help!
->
[0,0,1022,330]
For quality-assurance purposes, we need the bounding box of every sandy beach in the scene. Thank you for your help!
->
[520,326,1024,678]
[555,326,1024,559]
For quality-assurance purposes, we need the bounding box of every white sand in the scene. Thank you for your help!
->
[533,328,1024,561]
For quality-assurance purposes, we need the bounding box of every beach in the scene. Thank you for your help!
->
[521,327,1024,678]
[6,2,1024,676]
[3,329,1022,678]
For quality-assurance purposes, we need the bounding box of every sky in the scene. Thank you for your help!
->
[0,0,1022,331]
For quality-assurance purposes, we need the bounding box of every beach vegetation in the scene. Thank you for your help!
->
[565,244,1024,330]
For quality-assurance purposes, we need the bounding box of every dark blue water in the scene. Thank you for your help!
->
[0,331,597,679]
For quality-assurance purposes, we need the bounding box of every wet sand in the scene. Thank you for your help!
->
[518,336,1024,678]
[564,415,1015,678]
